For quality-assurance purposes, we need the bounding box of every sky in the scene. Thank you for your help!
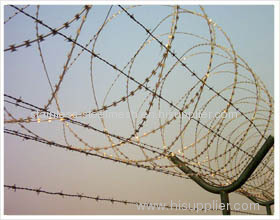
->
[3,4,274,215]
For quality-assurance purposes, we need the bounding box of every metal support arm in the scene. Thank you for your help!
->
[246,195,274,215]
[169,135,274,194]
[169,135,274,215]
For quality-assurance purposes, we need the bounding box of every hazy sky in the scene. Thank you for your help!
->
[4,4,274,215]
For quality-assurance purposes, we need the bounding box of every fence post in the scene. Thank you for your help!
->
[220,191,230,215]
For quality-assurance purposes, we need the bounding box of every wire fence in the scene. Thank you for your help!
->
[4,4,274,215]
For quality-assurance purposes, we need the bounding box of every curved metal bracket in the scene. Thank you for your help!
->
[169,135,274,215]
[246,195,274,215]
[169,135,273,194]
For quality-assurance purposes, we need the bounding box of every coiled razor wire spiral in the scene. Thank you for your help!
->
[4,4,274,209]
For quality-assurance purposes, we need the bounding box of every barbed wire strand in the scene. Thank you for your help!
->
[4,184,262,215]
